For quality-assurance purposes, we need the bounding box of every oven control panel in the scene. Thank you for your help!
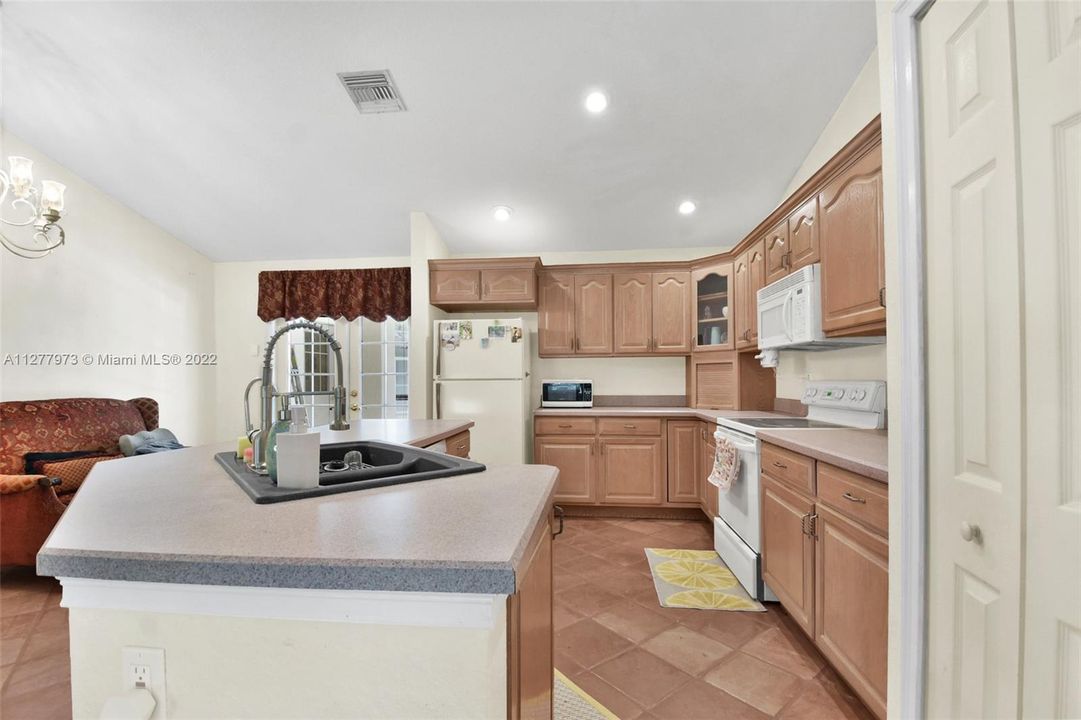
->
[801,380,886,413]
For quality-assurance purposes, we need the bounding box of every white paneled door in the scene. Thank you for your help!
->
[922,1,1025,717]
[921,1,1081,717]
[1015,2,1081,718]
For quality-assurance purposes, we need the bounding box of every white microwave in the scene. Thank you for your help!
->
[757,264,884,351]
[541,380,593,408]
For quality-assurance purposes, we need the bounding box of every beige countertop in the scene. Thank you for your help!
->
[37,419,558,595]
[756,428,889,483]
[534,406,790,421]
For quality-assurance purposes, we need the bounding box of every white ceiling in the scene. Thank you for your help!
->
[1,2,876,262]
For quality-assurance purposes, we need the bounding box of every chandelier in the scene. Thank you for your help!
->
[0,156,67,259]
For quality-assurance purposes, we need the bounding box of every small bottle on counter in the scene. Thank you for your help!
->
[276,406,320,490]
[265,405,291,483]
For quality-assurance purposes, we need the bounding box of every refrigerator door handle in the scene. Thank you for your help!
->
[434,383,441,419]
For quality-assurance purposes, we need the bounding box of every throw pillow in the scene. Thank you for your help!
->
[24,450,112,475]
[39,455,122,495]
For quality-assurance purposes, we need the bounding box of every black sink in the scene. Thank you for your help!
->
[215,440,486,504]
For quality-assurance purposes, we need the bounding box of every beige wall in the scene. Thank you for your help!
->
[772,48,888,400]
[212,255,409,441]
[69,606,507,719]
[408,212,449,419]
[0,133,217,444]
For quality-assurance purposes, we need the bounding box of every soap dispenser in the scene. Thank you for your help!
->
[265,405,291,483]
[276,406,320,490]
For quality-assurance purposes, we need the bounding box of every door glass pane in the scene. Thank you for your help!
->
[696,272,729,347]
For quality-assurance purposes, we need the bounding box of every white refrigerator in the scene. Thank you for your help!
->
[432,318,531,465]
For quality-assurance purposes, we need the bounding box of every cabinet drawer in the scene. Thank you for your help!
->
[598,418,662,436]
[443,430,471,459]
[535,417,597,435]
[816,462,888,536]
[761,443,815,495]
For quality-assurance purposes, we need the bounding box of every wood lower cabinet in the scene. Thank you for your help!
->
[819,145,886,335]
[614,273,652,354]
[574,274,613,354]
[442,430,470,458]
[815,504,888,719]
[697,421,719,518]
[760,442,888,719]
[600,437,665,505]
[506,509,553,720]
[533,436,596,504]
[652,271,691,353]
[538,272,575,355]
[761,476,817,635]
[666,421,699,503]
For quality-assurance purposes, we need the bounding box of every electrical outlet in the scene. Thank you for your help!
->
[121,646,167,719]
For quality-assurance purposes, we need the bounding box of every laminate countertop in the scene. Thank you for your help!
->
[534,407,791,422]
[37,419,559,595]
[756,428,889,483]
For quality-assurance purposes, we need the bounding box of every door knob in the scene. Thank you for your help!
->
[960,522,982,543]
[350,402,359,412]
[350,389,358,398]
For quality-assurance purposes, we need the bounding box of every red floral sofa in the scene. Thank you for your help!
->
[0,397,158,566]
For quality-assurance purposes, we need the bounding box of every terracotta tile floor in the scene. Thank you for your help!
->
[0,517,873,720]
[555,517,874,720]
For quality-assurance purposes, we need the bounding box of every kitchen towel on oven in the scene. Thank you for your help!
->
[710,431,740,492]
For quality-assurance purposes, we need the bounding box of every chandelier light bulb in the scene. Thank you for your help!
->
[40,181,66,213]
[8,156,33,197]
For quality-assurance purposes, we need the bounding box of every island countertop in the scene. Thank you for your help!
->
[37,419,559,595]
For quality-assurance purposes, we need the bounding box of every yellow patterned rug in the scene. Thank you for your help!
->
[554,669,618,720]
[644,548,766,612]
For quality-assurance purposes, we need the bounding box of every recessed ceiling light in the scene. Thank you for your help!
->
[492,205,513,222]
[584,91,609,114]
[678,200,697,215]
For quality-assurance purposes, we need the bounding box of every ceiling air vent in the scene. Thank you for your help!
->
[337,70,406,114]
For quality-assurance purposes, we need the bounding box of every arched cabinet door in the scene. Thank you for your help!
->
[788,195,820,271]
[764,219,790,285]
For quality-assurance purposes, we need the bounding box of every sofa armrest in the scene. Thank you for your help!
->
[0,474,48,495]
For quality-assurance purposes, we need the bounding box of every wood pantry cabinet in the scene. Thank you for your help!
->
[506,504,554,720]
[759,442,888,719]
[429,257,540,311]
[818,144,886,335]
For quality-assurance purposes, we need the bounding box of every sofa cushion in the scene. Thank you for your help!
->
[0,474,45,495]
[39,455,122,494]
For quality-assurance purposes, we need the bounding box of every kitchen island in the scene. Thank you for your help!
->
[37,419,559,720]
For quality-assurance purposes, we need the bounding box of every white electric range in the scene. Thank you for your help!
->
[711,380,887,601]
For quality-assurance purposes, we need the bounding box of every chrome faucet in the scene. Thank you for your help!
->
[243,320,350,473]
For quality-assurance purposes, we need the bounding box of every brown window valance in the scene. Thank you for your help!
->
[257,267,411,322]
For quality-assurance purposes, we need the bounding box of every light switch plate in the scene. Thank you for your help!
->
[121,646,167,719]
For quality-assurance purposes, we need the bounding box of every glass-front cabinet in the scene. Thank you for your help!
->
[691,263,734,352]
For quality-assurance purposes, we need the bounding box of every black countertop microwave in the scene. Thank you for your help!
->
[540,380,593,408]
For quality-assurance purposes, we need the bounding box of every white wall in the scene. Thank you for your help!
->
[0,133,217,444]
[212,255,409,441]
[409,212,448,418]
[772,48,888,400]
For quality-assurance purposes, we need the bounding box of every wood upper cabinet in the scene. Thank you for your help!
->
[733,239,765,350]
[613,273,652,354]
[666,420,699,504]
[761,476,816,636]
[506,510,553,720]
[538,272,575,355]
[429,258,539,311]
[788,195,820,271]
[600,437,665,505]
[534,435,596,504]
[652,271,692,353]
[573,274,613,354]
[818,146,886,335]
[482,268,535,304]
[764,219,790,285]
[815,504,888,719]
[691,263,733,352]
[431,269,480,304]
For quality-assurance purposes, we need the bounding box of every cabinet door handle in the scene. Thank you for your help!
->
[772,461,788,470]
[623,424,636,429]
[553,505,565,536]
[879,287,886,307]
[483,282,490,297]
[842,492,866,504]
[558,424,573,429]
